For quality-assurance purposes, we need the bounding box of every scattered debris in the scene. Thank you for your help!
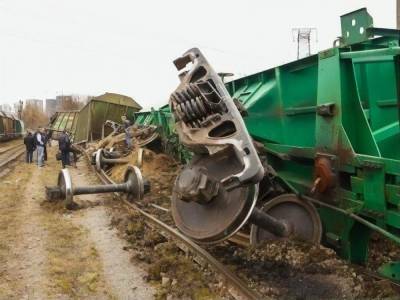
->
[209,240,400,299]
[109,209,227,300]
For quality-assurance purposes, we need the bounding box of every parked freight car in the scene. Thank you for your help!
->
[0,111,23,141]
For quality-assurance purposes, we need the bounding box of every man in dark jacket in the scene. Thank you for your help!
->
[58,130,71,168]
[23,131,35,163]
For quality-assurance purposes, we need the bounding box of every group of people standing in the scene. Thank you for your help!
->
[23,128,51,167]
[23,128,71,169]
[23,115,132,169]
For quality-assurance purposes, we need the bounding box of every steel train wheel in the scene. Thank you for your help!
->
[250,193,322,245]
[172,184,258,245]
[124,165,144,202]
[95,149,103,171]
[171,152,258,245]
[58,168,75,209]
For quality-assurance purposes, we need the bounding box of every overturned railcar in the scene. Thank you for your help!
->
[134,105,191,162]
[224,8,400,278]
[166,8,400,282]
[49,93,142,143]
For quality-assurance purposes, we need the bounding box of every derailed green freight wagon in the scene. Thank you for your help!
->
[74,93,142,143]
[134,105,191,162]
[49,93,142,143]
[225,8,400,279]
[49,111,79,139]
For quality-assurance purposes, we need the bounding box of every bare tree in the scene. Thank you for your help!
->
[60,95,84,111]
[21,102,49,130]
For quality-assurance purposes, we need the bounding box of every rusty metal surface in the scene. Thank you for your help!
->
[171,149,259,244]
[48,164,145,209]
[134,126,159,147]
[250,194,322,245]
[95,149,130,171]
[313,156,336,193]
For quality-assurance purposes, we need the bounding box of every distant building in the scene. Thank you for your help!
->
[0,103,12,112]
[12,101,23,119]
[55,95,87,111]
[25,99,43,112]
[45,99,57,117]
[12,103,19,114]
[55,95,64,111]
[55,95,73,111]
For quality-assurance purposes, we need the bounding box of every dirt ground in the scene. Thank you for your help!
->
[2,140,400,299]
[0,145,155,299]
[104,147,400,300]
[208,239,400,299]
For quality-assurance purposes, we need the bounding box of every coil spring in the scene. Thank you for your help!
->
[170,83,212,128]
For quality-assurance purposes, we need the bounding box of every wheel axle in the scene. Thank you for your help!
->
[46,165,149,209]
[249,207,292,238]
[94,149,130,171]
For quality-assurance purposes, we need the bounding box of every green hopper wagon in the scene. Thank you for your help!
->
[224,8,400,280]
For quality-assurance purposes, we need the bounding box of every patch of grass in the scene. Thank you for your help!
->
[0,163,34,298]
[37,148,113,299]
[42,216,107,297]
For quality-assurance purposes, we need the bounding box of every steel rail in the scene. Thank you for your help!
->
[79,146,400,295]
[98,169,262,300]
[0,144,25,170]
[0,143,24,154]
[78,147,263,300]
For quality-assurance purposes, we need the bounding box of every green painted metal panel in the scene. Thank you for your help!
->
[92,92,142,110]
[98,9,400,279]
[49,111,79,135]
[74,104,90,143]
[340,8,373,46]
[225,12,400,267]
[228,55,318,147]
[50,97,141,143]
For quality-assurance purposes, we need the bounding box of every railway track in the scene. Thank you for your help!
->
[98,170,262,300]
[80,147,400,298]
[0,143,25,170]
[79,149,262,300]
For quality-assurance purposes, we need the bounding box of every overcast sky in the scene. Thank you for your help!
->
[0,0,396,109]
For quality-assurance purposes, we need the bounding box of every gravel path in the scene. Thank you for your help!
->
[70,160,155,300]
[74,206,155,300]
[0,147,155,299]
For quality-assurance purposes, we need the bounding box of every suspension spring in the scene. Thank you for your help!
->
[171,83,214,128]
